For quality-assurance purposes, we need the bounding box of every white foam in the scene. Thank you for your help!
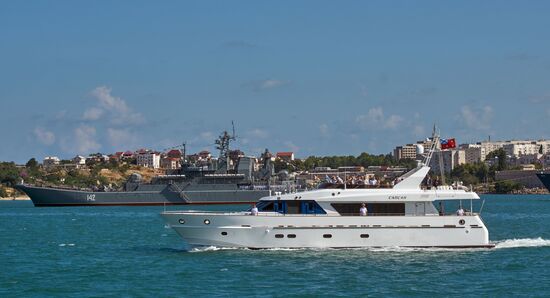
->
[189,246,241,252]
[58,243,76,247]
[494,237,550,249]
[185,239,550,253]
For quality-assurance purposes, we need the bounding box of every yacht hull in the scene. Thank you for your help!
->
[162,213,492,248]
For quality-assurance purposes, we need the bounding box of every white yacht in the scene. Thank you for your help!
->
[161,164,494,249]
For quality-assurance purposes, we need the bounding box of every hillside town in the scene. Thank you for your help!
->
[1,137,550,198]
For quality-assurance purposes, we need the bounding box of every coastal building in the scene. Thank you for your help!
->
[43,156,60,168]
[276,152,295,162]
[479,141,506,161]
[137,151,161,169]
[503,142,539,157]
[122,151,135,160]
[198,150,211,160]
[161,157,181,170]
[508,153,543,167]
[166,149,182,160]
[72,155,86,168]
[460,144,482,164]
[429,149,465,174]
[393,144,417,160]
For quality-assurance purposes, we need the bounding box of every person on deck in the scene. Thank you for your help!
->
[456,207,465,216]
[251,203,258,216]
[360,203,368,216]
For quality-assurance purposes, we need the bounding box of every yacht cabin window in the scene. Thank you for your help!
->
[255,200,326,215]
[331,203,405,216]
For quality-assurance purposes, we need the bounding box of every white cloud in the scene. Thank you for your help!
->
[73,125,101,154]
[82,107,104,120]
[355,107,403,130]
[284,141,300,152]
[319,123,330,137]
[90,86,143,125]
[200,131,214,140]
[413,125,426,137]
[384,115,403,129]
[245,79,289,92]
[359,84,369,97]
[459,105,493,131]
[247,128,269,139]
[107,128,137,148]
[34,127,55,145]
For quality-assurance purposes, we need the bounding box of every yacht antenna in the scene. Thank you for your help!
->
[424,124,440,166]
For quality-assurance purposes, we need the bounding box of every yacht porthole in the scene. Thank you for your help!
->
[221,231,227,236]
[275,234,284,238]
[459,219,465,225]
[332,193,335,196]
[178,219,185,224]
[360,234,370,238]
[204,219,211,225]
[323,234,332,238]
[287,234,296,238]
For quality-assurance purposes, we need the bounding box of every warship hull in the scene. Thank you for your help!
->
[536,173,550,192]
[16,184,272,207]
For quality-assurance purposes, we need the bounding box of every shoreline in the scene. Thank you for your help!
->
[0,196,30,201]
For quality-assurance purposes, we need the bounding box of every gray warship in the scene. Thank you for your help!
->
[536,172,550,192]
[16,130,288,207]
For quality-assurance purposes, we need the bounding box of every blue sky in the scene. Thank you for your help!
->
[1,1,549,163]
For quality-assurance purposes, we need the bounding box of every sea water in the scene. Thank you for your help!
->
[1,195,549,297]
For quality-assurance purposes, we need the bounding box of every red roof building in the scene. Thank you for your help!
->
[276,152,295,161]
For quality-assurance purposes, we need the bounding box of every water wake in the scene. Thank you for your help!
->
[494,237,550,249]
[187,238,550,253]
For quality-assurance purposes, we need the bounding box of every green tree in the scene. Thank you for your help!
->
[486,148,507,171]
[0,162,21,186]
[25,158,39,169]
[494,181,522,194]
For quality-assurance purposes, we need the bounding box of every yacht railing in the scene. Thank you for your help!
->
[165,211,479,217]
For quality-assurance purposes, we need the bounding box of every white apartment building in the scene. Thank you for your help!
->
[429,149,466,174]
[503,142,539,157]
[43,156,60,168]
[479,141,507,161]
[137,152,161,169]
[72,155,86,168]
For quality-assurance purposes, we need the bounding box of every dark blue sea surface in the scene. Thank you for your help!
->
[1,195,549,297]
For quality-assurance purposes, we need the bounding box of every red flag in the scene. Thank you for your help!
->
[440,138,456,150]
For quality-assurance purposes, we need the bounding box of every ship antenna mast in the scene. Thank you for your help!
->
[215,122,237,173]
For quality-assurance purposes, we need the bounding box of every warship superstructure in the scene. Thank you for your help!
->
[17,129,288,207]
